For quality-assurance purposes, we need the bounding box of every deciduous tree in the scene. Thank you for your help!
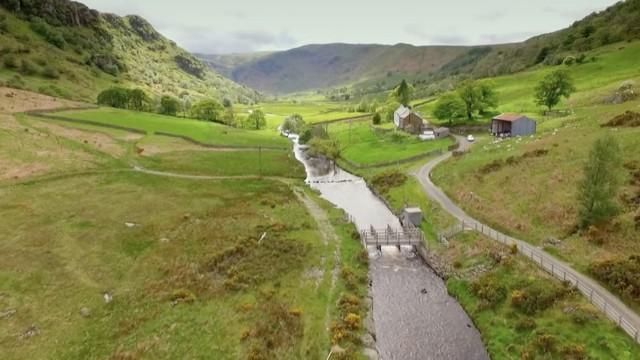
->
[191,99,224,122]
[433,93,466,125]
[159,95,180,116]
[534,70,576,111]
[247,109,266,130]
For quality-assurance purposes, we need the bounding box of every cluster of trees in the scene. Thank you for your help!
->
[433,80,498,124]
[432,69,576,124]
[96,87,267,130]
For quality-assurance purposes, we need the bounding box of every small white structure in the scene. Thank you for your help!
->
[419,130,436,141]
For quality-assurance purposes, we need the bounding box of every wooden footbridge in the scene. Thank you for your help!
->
[360,225,424,249]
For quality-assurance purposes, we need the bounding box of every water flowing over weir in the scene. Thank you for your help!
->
[291,137,488,360]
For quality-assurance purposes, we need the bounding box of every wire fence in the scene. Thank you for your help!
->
[438,219,640,344]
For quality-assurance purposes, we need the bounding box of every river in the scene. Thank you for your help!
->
[292,137,488,360]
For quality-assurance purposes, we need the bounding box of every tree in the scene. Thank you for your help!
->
[97,87,129,109]
[534,70,576,111]
[222,107,236,126]
[457,80,482,120]
[128,89,149,111]
[282,113,305,133]
[308,138,342,174]
[191,99,224,122]
[477,82,498,115]
[577,135,623,229]
[372,112,381,125]
[391,79,414,106]
[247,109,266,130]
[222,98,233,108]
[433,93,466,125]
[159,96,180,116]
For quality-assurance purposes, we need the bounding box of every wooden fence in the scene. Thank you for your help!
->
[438,220,640,343]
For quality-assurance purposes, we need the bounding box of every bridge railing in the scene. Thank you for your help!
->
[360,226,424,247]
[438,219,640,344]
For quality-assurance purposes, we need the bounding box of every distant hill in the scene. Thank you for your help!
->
[201,43,472,94]
[200,0,640,95]
[0,0,260,103]
[196,51,273,79]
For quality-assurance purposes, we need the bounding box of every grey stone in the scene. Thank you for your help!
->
[363,348,379,360]
[79,307,91,318]
[361,333,375,348]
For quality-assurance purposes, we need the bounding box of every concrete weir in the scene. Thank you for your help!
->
[291,136,488,360]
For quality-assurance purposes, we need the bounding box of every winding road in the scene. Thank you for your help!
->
[413,136,640,342]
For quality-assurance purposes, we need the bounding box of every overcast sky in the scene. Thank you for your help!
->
[82,0,617,54]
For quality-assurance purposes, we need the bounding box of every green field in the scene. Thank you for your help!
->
[137,149,304,178]
[235,101,367,130]
[57,108,289,148]
[1,93,369,359]
[328,121,454,166]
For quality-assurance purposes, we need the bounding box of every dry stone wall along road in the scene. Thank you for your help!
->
[413,136,640,343]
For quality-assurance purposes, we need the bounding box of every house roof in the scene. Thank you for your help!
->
[395,105,412,119]
[493,113,527,122]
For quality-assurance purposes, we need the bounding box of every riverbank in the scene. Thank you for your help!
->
[292,139,488,359]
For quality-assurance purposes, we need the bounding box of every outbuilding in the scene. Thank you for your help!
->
[394,105,426,134]
[491,114,537,137]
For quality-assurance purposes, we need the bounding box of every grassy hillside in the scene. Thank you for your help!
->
[0,89,368,359]
[0,0,259,103]
[429,39,640,311]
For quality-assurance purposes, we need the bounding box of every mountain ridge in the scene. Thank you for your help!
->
[199,0,640,95]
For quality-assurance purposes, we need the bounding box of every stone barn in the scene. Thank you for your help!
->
[394,105,425,134]
[491,114,537,137]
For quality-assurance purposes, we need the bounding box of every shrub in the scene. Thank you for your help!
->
[563,56,576,66]
[511,281,569,315]
[19,59,38,75]
[561,343,587,360]
[589,256,640,302]
[343,313,361,330]
[7,75,25,89]
[372,112,381,125]
[170,289,196,304]
[3,55,18,69]
[41,65,60,79]
[535,332,556,354]
[470,274,507,308]
[30,18,66,49]
[515,316,536,331]
[370,171,407,195]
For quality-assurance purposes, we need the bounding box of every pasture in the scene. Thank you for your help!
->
[56,108,289,148]
[328,120,454,166]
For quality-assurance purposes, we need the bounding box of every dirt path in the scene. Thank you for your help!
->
[413,137,640,342]
[293,190,341,333]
